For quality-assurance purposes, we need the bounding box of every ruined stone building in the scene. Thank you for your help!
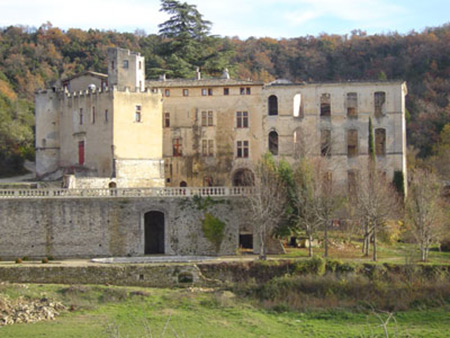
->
[35,48,407,189]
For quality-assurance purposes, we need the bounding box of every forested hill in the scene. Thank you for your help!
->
[0,22,449,175]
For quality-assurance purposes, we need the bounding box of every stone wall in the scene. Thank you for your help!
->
[0,196,249,259]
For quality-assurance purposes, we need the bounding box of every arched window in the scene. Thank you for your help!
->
[269,131,279,155]
[268,95,278,116]
[232,169,255,186]
[293,128,302,159]
[293,94,302,117]
[179,181,187,187]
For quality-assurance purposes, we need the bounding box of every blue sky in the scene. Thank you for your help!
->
[0,0,448,39]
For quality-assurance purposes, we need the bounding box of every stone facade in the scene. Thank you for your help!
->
[0,196,251,259]
[35,48,407,191]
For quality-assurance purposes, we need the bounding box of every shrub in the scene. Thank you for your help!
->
[326,259,343,273]
[295,256,326,276]
[22,256,29,261]
[15,258,22,264]
[201,212,226,253]
[47,255,55,261]
[440,238,450,252]
[42,257,49,264]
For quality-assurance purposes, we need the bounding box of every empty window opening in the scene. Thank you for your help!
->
[375,128,386,156]
[164,89,170,97]
[164,112,170,128]
[183,89,189,96]
[135,105,142,122]
[374,92,386,117]
[347,129,358,158]
[207,111,213,126]
[105,109,108,122]
[123,60,129,69]
[239,234,253,249]
[237,140,249,158]
[320,93,331,117]
[269,131,279,155]
[208,88,213,96]
[321,129,331,156]
[108,182,117,188]
[173,138,182,157]
[224,88,229,95]
[138,61,142,70]
[246,87,251,95]
[179,181,187,187]
[346,92,358,117]
[293,94,303,117]
[201,88,207,96]
[348,170,358,197]
[268,95,278,116]
[144,211,164,254]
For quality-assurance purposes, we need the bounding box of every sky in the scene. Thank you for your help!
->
[0,0,448,39]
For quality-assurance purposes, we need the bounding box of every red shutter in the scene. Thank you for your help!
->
[78,141,85,165]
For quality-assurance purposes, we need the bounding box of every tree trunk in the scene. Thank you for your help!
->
[259,229,266,260]
[308,234,313,257]
[324,220,329,258]
[372,224,377,262]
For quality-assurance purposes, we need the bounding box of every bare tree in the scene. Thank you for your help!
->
[353,163,400,261]
[244,154,287,260]
[406,169,445,261]
[292,157,342,257]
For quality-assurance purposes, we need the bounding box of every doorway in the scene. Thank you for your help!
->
[144,211,165,254]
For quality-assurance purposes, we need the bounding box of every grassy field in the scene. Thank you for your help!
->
[0,283,449,337]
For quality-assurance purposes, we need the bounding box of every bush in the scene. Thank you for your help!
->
[295,256,326,276]
[22,256,29,261]
[440,238,450,252]
[15,258,22,264]
[47,256,55,261]
[42,257,49,264]
[325,259,343,273]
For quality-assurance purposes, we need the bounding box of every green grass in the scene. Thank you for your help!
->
[0,283,449,337]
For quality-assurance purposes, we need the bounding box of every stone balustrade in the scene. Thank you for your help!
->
[0,186,255,199]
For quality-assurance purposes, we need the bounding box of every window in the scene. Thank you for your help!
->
[203,176,213,187]
[105,109,108,122]
[79,108,83,125]
[123,60,129,68]
[348,170,358,196]
[237,140,249,158]
[346,92,358,117]
[111,61,115,70]
[164,112,170,128]
[321,129,331,156]
[268,131,279,155]
[208,88,213,96]
[268,95,278,116]
[347,129,358,157]
[293,129,302,159]
[138,61,142,70]
[240,87,251,95]
[183,89,189,96]
[320,93,331,117]
[78,141,85,165]
[173,138,182,157]
[92,106,96,124]
[375,128,386,156]
[202,139,214,156]
[201,111,207,126]
[207,111,213,126]
[201,88,207,96]
[374,92,386,117]
[135,105,142,122]
[224,88,229,95]
[164,89,170,97]
[293,94,302,117]
[236,111,249,128]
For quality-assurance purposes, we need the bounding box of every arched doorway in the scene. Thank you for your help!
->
[144,211,165,254]
[179,181,187,187]
[232,169,255,186]
[108,182,117,188]
[268,131,279,155]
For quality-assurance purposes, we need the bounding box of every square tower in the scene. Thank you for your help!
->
[108,47,145,91]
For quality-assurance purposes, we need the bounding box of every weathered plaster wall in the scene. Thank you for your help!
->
[0,196,247,259]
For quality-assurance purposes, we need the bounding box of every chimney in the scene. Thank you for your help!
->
[222,68,230,80]
[196,67,201,80]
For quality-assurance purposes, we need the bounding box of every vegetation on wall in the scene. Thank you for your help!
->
[201,212,226,253]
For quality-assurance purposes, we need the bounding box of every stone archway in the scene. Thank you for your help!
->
[232,169,255,186]
[144,211,165,254]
